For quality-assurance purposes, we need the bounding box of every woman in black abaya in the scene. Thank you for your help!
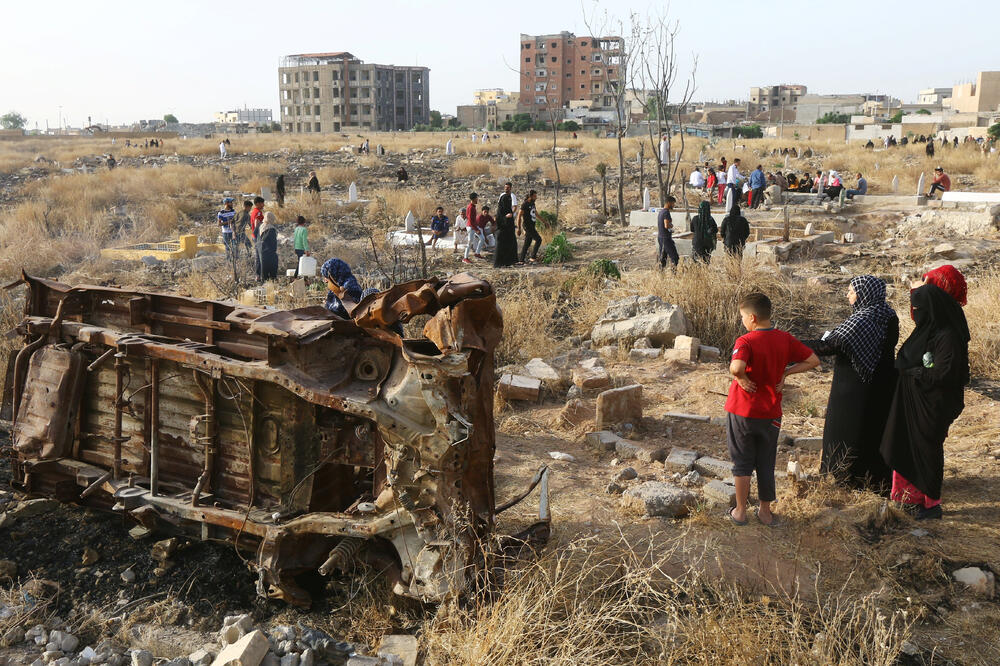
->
[880,275,970,520]
[804,275,897,493]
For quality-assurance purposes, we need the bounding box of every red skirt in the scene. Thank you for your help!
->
[891,471,941,508]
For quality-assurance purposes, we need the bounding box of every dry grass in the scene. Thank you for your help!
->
[450,159,493,178]
[495,278,563,367]
[414,533,912,665]
[965,268,1000,379]
[366,187,438,224]
[316,165,359,185]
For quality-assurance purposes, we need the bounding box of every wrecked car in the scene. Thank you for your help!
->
[2,272,547,605]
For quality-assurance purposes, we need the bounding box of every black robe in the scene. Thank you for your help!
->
[804,313,898,493]
[257,227,279,281]
[880,285,969,500]
[493,192,518,267]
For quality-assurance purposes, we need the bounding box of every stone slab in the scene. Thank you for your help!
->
[693,456,732,479]
[524,358,561,382]
[628,348,661,361]
[663,447,698,473]
[665,412,711,423]
[585,430,620,452]
[698,345,721,362]
[498,374,541,401]
[572,366,612,392]
[851,194,927,206]
[595,384,643,428]
[377,635,418,666]
[702,479,737,507]
[793,436,822,451]
[212,631,268,666]
[622,482,697,518]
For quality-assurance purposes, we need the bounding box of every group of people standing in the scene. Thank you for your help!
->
[805,266,970,519]
[216,196,309,282]
[423,183,543,267]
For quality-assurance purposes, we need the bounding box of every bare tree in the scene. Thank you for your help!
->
[583,7,634,226]
[631,11,698,206]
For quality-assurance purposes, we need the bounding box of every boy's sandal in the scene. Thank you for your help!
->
[755,510,780,528]
[728,508,748,526]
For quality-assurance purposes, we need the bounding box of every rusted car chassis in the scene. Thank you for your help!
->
[2,272,546,605]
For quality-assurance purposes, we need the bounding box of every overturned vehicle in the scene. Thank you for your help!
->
[2,272,548,605]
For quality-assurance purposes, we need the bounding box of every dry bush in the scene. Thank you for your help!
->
[543,162,589,185]
[366,187,437,224]
[495,278,562,367]
[420,533,913,665]
[228,159,287,184]
[965,268,1000,380]
[450,159,492,177]
[316,165,359,185]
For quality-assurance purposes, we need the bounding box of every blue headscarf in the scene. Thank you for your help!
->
[321,258,362,318]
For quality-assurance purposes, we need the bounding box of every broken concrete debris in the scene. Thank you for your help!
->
[590,295,687,348]
[663,447,698,473]
[572,366,612,392]
[693,456,733,480]
[622,482,697,518]
[498,373,542,401]
[595,384,642,428]
[672,335,701,362]
[952,567,996,598]
[212,631,269,666]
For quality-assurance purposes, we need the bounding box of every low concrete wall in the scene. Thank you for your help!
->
[941,192,1000,203]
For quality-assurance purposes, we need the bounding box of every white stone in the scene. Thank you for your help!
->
[585,431,620,452]
[524,358,561,382]
[348,182,358,203]
[698,345,721,362]
[703,479,736,506]
[941,192,1000,203]
[548,452,576,462]
[279,656,299,666]
[211,631,269,666]
[952,567,995,597]
[591,296,687,348]
[189,650,214,666]
[403,210,416,233]
[377,635,418,666]
[891,175,899,193]
[693,456,732,479]
[498,374,541,401]
[663,447,698,473]
[665,412,710,422]
[916,172,925,196]
[642,187,651,210]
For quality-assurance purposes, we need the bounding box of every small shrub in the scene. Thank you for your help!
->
[587,259,621,280]
[542,232,574,264]
[536,210,558,230]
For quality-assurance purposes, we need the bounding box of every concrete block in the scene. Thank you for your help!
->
[524,358,561,382]
[702,479,737,507]
[628,348,661,361]
[377,635,418,666]
[952,567,996,598]
[622,482,697,518]
[595,384,642,428]
[793,436,822,451]
[211,631,269,666]
[662,349,695,363]
[693,456,732,479]
[585,430,619,452]
[613,438,664,463]
[572,366,612,392]
[698,345,721,362]
[663,447,698,473]
[498,374,541,401]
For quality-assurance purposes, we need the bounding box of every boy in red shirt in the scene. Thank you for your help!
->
[725,293,820,526]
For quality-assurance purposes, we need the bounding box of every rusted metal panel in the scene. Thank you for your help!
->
[2,272,533,606]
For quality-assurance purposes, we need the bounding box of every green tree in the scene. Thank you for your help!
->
[532,119,549,131]
[916,108,932,115]
[889,110,905,123]
[733,124,763,138]
[0,111,27,130]
[429,110,442,128]
[988,123,1000,142]
[557,120,580,131]
[271,121,281,132]
[816,112,851,124]
[447,117,460,128]
[163,113,178,124]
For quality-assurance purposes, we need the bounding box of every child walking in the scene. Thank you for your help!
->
[724,293,820,527]
[293,216,310,277]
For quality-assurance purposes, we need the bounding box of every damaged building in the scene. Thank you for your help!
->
[2,273,547,605]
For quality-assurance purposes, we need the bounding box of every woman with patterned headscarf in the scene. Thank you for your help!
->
[803,275,899,492]
[880,265,970,520]
[321,258,363,319]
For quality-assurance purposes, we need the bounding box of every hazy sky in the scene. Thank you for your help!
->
[1,0,994,129]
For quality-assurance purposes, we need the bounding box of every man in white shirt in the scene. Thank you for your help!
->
[659,135,670,165]
[715,167,727,204]
[689,168,706,190]
[726,159,743,206]
[219,141,227,158]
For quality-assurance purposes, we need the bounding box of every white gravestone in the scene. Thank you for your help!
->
[916,172,925,196]
[643,187,651,210]
[404,210,416,233]
[348,182,358,203]
[892,175,899,193]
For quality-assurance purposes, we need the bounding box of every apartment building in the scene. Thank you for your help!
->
[214,108,273,126]
[472,89,516,105]
[518,32,624,117]
[748,85,807,114]
[278,52,429,133]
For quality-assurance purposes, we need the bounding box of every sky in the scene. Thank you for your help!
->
[1,0,995,129]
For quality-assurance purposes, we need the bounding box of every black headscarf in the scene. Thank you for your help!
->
[826,275,895,382]
[897,283,970,375]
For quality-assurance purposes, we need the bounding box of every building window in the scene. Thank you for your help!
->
[282,73,290,84]
[314,105,320,115]
[551,57,557,63]
[362,71,370,80]
[312,71,319,81]
[313,88,320,99]
[295,106,301,115]
[536,69,547,77]
[524,43,531,49]
[294,73,299,83]
[593,54,602,61]
[580,56,586,61]
[566,72,571,77]
[525,57,530,62]
[303,88,310,99]
[593,68,601,76]
[535,96,546,104]
[551,42,557,47]
[314,122,321,131]
[581,84,585,89]
[581,40,588,46]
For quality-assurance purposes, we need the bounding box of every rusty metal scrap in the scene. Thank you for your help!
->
[1,271,542,606]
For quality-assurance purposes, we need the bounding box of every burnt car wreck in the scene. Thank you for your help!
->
[2,272,548,606]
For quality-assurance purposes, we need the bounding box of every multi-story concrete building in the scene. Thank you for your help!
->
[214,108,273,126]
[948,71,1000,114]
[457,92,520,129]
[518,32,624,117]
[472,89,515,105]
[278,52,429,133]
[748,85,807,115]
[918,87,952,106]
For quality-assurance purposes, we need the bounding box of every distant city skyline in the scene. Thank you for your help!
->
[1,0,993,129]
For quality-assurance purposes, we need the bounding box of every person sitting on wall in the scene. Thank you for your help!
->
[926,167,950,199]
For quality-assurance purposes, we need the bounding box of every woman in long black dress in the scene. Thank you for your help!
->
[804,275,898,493]
[493,183,519,267]
[880,267,970,520]
[256,212,279,281]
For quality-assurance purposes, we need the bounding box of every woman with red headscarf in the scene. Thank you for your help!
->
[880,265,970,520]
